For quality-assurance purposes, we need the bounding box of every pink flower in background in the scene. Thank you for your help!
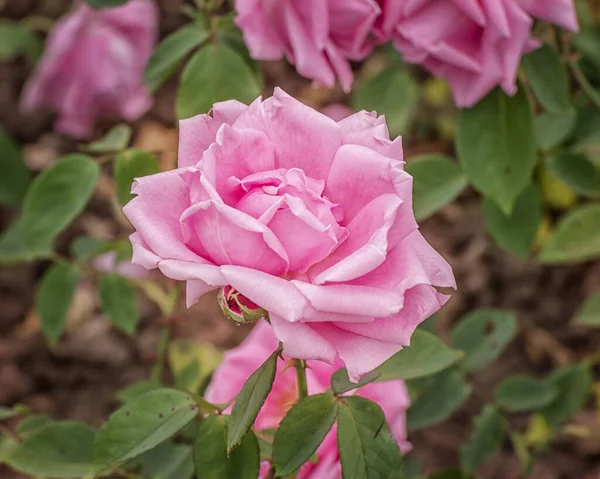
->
[205,321,412,478]
[235,0,381,92]
[92,251,149,280]
[375,0,578,107]
[123,88,455,381]
[321,104,353,122]
[21,0,158,139]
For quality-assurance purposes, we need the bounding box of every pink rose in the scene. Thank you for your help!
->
[375,0,577,107]
[205,321,412,478]
[123,88,455,381]
[21,0,158,139]
[234,0,381,92]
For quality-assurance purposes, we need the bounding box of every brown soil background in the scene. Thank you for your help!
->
[1,1,600,478]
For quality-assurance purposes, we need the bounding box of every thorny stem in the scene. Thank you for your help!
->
[295,359,308,400]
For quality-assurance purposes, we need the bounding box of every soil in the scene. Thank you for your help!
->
[1,1,600,478]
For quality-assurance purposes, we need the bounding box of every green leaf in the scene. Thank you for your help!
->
[539,363,592,427]
[0,219,53,264]
[405,155,467,221]
[114,149,160,206]
[451,309,517,373]
[407,368,472,431]
[99,274,140,335]
[494,375,559,412]
[331,368,381,395]
[93,389,199,472]
[194,415,259,479]
[17,414,54,439]
[377,330,463,381]
[144,24,208,93]
[85,124,132,153]
[168,340,222,394]
[351,67,419,136]
[460,406,506,474]
[538,204,600,264]
[337,396,403,479]
[483,184,541,258]
[574,291,600,326]
[140,442,194,479]
[5,421,95,478]
[535,107,577,151]
[273,393,338,476]
[0,127,30,207]
[0,432,18,463]
[117,380,163,404]
[36,263,80,345]
[457,87,536,214]
[227,347,279,452]
[177,43,261,120]
[0,20,41,62]
[522,44,570,113]
[547,152,600,198]
[22,154,99,242]
[70,235,110,261]
[215,25,263,83]
[85,0,129,8]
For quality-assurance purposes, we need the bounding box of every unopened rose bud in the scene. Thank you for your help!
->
[218,285,267,324]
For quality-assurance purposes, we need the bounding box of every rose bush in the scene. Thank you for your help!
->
[123,88,455,380]
[21,0,158,138]
[234,0,380,92]
[375,0,578,107]
[205,321,412,478]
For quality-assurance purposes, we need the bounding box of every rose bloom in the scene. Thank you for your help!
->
[205,321,412,478]
[375,0,578,107]
[21,0,158,139]
[123,88,455,381]
[234,0,381,92]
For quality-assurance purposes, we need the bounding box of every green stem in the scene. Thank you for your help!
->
[295,360,308,399]
[560,30,600,110]
[151,327,170,382]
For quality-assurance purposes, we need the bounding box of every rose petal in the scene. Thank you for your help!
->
[181,200,289,276]
[220,266,308,322]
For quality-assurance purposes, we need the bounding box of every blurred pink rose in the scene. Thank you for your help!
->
[205,321,411,478]
[321,104,353,122]
[375,0,577,107]
[21,0,158,139]
[123,88,455,381]
[235,0,380,92]
[92,251,149,280]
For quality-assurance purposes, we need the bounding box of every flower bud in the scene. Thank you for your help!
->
[218,285,267,324]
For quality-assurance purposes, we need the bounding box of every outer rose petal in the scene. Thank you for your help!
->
[337,111,404,160]
[335,283,450,345]
[310,322,406,381]
[269,315,337,364]
[123,169,205,264]
[220,266,309,323]
[178,100,250,168]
